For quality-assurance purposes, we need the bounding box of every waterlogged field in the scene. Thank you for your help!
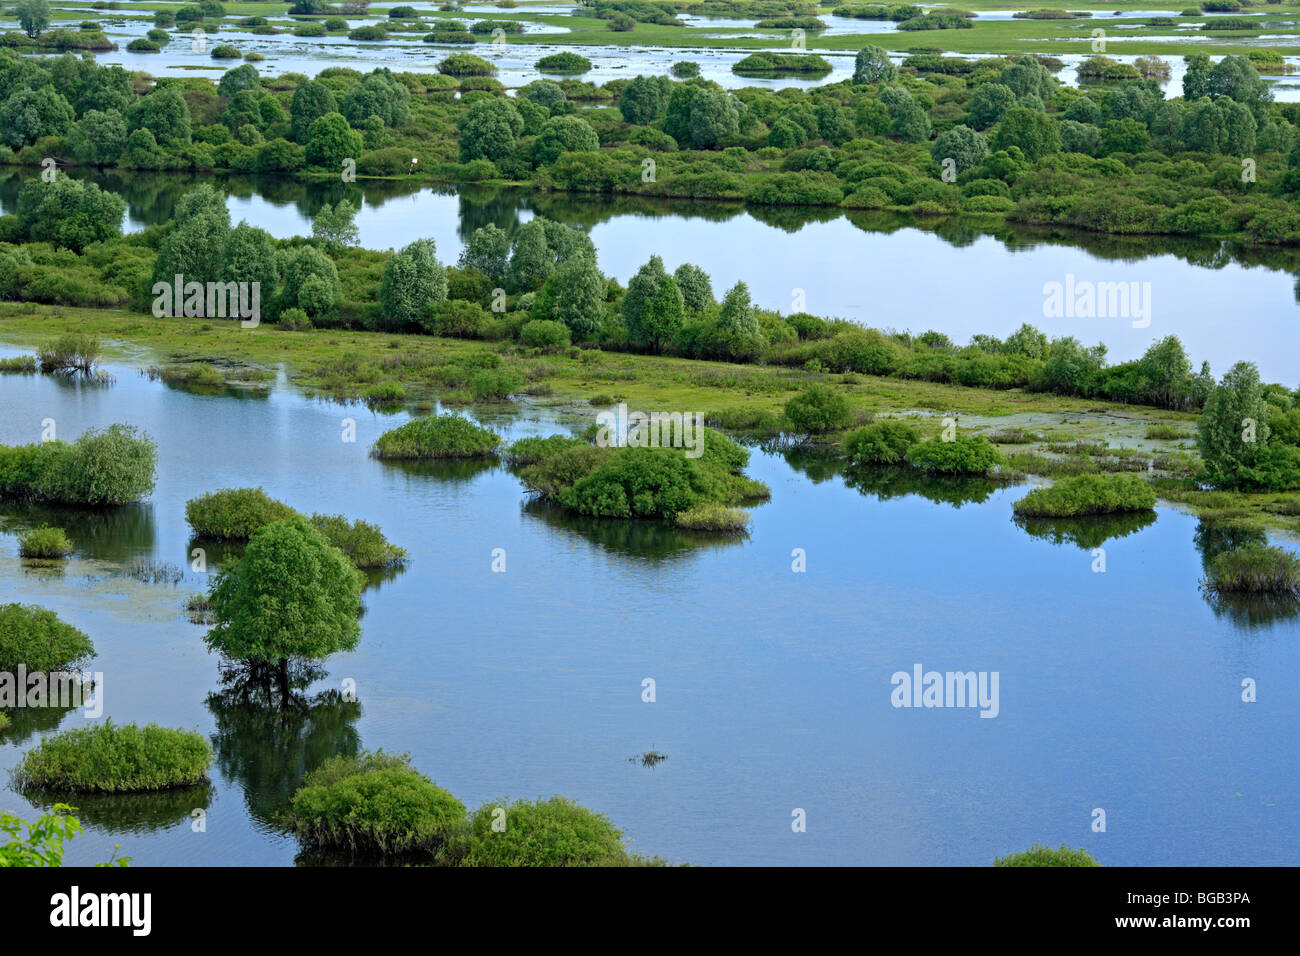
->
[0,349,1297,866]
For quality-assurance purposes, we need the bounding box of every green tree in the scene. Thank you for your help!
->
[663,84,739,149]
[15,174,125,253]
[457,223,510,283]
[128,84,192,146]
[717,281,759,337]
[992,106,1060,160]
[68,109,127,166]
[206,516,364,681]
[279,245,341,319]
[520,79,566,111]
[152,185,231,285]
[622,255,684,352]
[0,86,74,148]
[674,263,713,312]
[221,222,279,291]
[457,97,523,163]
[378,238,448,331]
[1043,336,1106,394]
[506,219,554,292]
[305,112,362,168]
[852,45,896,85]
[290,79,338,144]
[341,68,410,127]
[532,115,598,165]
[618,74,671,124]
[931,125,988,174]
[15,0,51,39]
[967,83,1015,131]
[550,253,605,340]
[217,64,261,100]
[311,200,360,254]
[1198,361,1272,487]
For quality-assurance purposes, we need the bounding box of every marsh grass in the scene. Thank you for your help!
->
[37,334,101,376]
[14,721,212,794]
[0,356,36,374]
[1201,543,1300,597]
[372,414,502,459]
[120,559,183,585]
[1145,424,1195,441]
[673,503,751,535]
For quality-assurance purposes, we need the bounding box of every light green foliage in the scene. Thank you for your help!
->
[372,414,502,459]
[0,603,94,672]
[15,721,212,794]
[1012,474,1157,517]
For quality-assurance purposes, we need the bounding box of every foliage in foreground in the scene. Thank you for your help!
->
[1012,474,1158,517]
[454,795,633,867]
[14,721,212,794]
[0,804,129,867]
[0,603,94,672]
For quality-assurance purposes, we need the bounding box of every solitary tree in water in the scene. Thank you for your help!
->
[205,516,364,692]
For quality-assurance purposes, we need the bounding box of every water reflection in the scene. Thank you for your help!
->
[1191,518,1300,628]
[205,663,362,834]
[0,503,157,564]
[24,784,213,835]
[1013,510,1159,550]
[521,498,747,563]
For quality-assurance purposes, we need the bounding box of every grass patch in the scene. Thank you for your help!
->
[1201,543,1300,597]
[673,503,751,535]
[17,526,73,559]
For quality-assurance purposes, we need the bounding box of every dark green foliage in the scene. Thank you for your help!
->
[905,434,1002,474]
[536,52,591,75]
[784,384,852,434]
[0,425,157,506]
[1202,543,1300,596]
[185,487,297,539]
[844,420,918,464]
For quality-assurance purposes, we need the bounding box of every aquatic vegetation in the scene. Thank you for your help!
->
[0,424,157,507]
[674,503,751,535]
[438,53,495,76]
[536,52,592,74]
[503,434,585,468]
[0,356,36,373]
[994,843,1101,867]
[185,487,297,540]
[308,514,408,569]
[36,333,101,375]
[17,526,72,559]
[905,434,1003,475]
[1145,424,1194,441]
[288,751,466,857]
[1012,474,1157,518]
[205,516,365,671]
[454,796,633,867]
[630,748,667,767]
[1201,544,1300,597]
[733,53,832,76]
[14,721,213,794]
[0,603,95,672]
[844,420,919,465]
[1014,510,1158,550]
[120,559,183,585]
[372,414,503,460]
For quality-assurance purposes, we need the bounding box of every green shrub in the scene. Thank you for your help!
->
[372,414,502,459]
[469,368,524,400]
[1012,474,1156,517]
[17,526,72,559]
[536,52,591,74]
[995,843,1101,867]
[288,751,466,857]
[37,333,101,374]
[438,53,495,76]
[520,319,571,350]
[844,420,918,464]
[674,503,751,535]
[15,721,212,794]
[1201,543,1300,596]
[504,434,585,467]
[784,384,852,434]
[0,604,95,672]
[0,425,157,506]
[308,514,407,569]
[211,45,241,59]
[185,487,297,539]
[905,434,1002,474]
[454,796,631,866]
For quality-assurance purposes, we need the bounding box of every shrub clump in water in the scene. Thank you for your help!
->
[844,420,918,464]
[994,842,1101,866]
[308,514,408,569]
[674,503,751,535]
[0,604,95,672]
[372,414,502,459]
[0,425,157,506]
[288,751,466,857]
[454,795,633,866]
[14,721,212,794]
[1012,474,1156,517]
[17,526,73,559]
[1201,543,1300,597]
[905,434,1003,475]
[185,487,297,539]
